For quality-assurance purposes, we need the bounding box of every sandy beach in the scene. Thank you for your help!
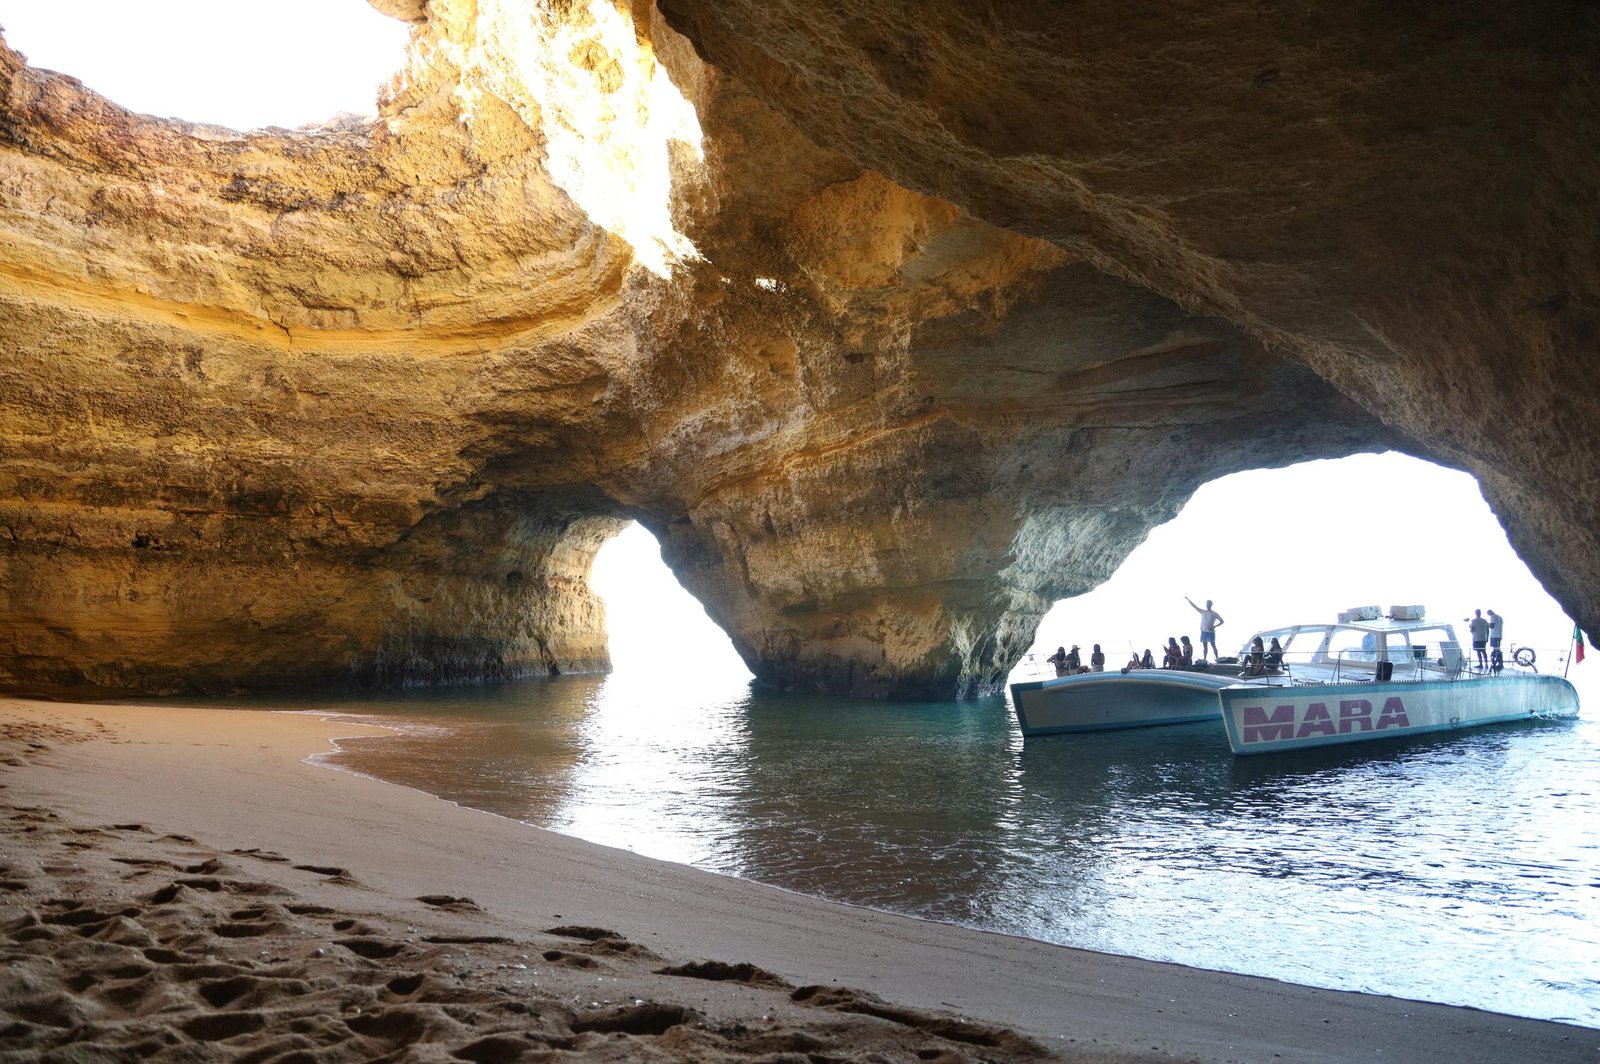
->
[1,697,1593,1063]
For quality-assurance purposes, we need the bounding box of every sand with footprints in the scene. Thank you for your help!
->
[1,698,1592,1063]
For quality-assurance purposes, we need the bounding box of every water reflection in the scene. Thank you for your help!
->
[275,678,1600,1027]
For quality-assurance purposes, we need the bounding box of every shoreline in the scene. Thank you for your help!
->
[2,696,1593,1063]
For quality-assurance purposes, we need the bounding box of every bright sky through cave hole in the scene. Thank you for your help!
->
[593,453,1597,707]
[2,0,702,274]
[0,2,410,130]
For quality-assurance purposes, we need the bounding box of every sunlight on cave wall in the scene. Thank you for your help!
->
[443,0,704,276]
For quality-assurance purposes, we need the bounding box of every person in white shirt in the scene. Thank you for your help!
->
[1185,596,1225,662]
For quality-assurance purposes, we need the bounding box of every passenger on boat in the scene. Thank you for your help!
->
[1185,596,1225,662]
[1242,636,1267,676]
[1180,635,1194,666]
[1141,648,1155,670]
[1064,645,1082,673]
[1047,646,1069,676]
[1163,638,1183,668]
[1468,609,1490,669]
[1123,651,1143,672]
[1264,636,1284,669]
[1090,644,1106,672]
[1488,609,1504,657]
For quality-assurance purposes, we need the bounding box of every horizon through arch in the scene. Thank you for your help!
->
[591,453,1595,707]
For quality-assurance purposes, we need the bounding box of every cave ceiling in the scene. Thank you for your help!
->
[0,0,1593,699]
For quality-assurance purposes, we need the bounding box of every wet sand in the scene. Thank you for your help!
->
[0,696,1591,1063]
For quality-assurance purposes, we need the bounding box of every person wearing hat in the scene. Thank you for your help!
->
[1064,645,1082,673]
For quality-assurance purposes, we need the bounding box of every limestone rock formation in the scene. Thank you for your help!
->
[657,0,1600,657]
[0,0,1592,699]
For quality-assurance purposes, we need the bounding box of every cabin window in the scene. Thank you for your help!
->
[1398,626,1453,663]
[1326,628,1376,662]
[1281,628,1327,662]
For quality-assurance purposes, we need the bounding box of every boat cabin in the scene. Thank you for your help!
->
[1243,606,1467,680]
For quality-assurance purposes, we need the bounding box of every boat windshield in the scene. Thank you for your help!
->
[1376,625,1459,663]
[1242,617,1467,671]
[1327,627,1377,662]
[1282,626,1329,661]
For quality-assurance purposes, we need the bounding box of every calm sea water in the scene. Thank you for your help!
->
[269,666,1600,1027]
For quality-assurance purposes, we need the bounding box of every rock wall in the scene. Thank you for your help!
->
[0,0,1590,699]
[657,0,1600,657]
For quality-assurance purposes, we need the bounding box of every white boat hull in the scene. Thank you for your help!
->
[1219,674,1579,755]
[1011,670,1251,736]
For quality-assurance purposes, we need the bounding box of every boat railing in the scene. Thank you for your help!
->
[1013,653,1058,682]
[1302,645,1563,684]
[1019,643,1570,686]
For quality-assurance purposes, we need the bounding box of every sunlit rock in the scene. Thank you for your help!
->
[0,1,1592,699]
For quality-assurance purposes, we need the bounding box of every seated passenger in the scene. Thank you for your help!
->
[1243,636,1267,676]
[1141,648,1155,670]
[1264,637,1284,668]
[1180,636,1194,667]
[1164,638,1183,669]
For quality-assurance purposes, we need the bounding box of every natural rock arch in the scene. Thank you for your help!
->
[0,1,1591,700]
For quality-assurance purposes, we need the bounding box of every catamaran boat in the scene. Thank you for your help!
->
[1009,652,1297,737]
[1218,605,1580,755]
[1010,667,1245,736]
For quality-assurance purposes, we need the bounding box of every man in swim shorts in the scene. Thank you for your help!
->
[1186,596,1224,662]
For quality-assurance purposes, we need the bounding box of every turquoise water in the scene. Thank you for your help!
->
[283,667,1600,1028]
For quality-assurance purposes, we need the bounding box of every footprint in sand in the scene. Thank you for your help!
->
[542,925,660,962]
[293,863,361,886]
[655,959,793,990]
[789,984,1042,1054]
[570,1002,697,1037]
[416,893,484,914]
[541,949,601,969]
[230,847,290,862]
[335,937,412,960]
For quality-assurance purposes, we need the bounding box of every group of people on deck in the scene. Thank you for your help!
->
[1046,643,1106,675]
[1469,608,1505,670]
[1046,595,1241,677]
[1043,599,1515,681]
[1240,635,1286,676]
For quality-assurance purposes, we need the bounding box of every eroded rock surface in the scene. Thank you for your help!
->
[0,0,1592,699]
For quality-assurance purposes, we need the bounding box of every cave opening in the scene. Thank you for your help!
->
[590,522,751,682]
[0,1,408,130]
[1018,452,1593,701]
[1,0,704,274]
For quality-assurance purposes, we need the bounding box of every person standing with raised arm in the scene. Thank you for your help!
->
[1186,596,1225,662]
